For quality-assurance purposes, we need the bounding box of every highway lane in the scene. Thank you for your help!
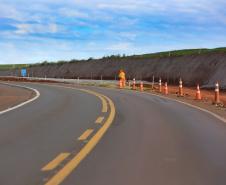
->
[0,83,104,185]
[0,83,226,185]
[62,86,226,185]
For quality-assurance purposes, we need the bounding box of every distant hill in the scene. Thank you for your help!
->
[1,47,226,70]
[1,47,226,88]
[0,64,28,71]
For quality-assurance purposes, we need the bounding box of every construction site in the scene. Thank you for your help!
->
[1,0,226,184]
[1,48,226,88]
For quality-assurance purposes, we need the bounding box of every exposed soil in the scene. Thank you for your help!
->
[0,83,35,111]
[1,51,226,88]
[152,84,226,104]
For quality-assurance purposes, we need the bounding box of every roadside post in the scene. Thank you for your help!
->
[159,78,162,93]
[152,75,155,89]
[132,78,136,90]
[214,82,220,104]
[178,78,183,97]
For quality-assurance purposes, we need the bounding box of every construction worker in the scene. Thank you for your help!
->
[118,69,126,88]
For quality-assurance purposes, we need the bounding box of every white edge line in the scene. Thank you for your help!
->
[88,85,226,124]
[8,81,225,124]
[42,83,226,123]
[0,82,40,115]
[146,92,226,123]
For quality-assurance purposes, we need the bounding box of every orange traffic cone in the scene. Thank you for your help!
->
[195,84,201,100]
[178,78,183,97]
[159,78,162,93]
[119,79,123,89]
[214,82,220,104]
[132,78,136,90]
[164,82,168,95]
[140,81,144,91]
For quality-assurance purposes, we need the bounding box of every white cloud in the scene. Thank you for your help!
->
[0,4,24,21]
[0,0,226,64]
[14,23,59,35]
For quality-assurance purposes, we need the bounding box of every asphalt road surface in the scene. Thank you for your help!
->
[0,83,226,185]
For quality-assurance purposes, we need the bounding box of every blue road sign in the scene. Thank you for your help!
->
[21,68,27,77]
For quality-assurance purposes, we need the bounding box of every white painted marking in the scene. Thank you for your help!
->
[0,82,40,115]
[89,85,226,124]
[142,91,226,123]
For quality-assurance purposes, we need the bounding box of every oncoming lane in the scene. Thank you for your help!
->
[0,83,110,185]
[61,85,226,185]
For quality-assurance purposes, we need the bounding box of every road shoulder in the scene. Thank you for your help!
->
[0,82,39,113]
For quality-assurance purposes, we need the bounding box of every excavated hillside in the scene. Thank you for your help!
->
[1,50,226,88]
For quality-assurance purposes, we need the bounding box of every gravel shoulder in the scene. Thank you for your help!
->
[0,82,35,111]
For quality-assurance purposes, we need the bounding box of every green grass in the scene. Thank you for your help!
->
[0,64,29,71]
[129,47,226,59]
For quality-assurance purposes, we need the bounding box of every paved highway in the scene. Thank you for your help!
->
[0,83,226,185]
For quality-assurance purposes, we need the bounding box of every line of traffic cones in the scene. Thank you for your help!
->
[118,79,126,89]
[119,78,144,91]
[119,76,221,105]
[195,82,221,104]
[132,79,144,91]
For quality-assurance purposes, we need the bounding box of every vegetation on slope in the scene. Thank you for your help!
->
[0,64,28,71]
[0,47,226,70]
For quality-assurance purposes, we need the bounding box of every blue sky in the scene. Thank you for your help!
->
[0,0,226,64]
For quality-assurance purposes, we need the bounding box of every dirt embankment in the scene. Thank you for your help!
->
[0,83,35,111]
[1,51,226,88]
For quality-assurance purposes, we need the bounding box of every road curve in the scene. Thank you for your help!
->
[0,82,40,115]
[0,83,226,185]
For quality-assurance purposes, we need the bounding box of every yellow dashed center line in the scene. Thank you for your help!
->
[99,96,108,112]
[42,153,70,171]
[95,116,105,124]
[78,129,94,141]
[44,91,115,185]
[79,89,108,113]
